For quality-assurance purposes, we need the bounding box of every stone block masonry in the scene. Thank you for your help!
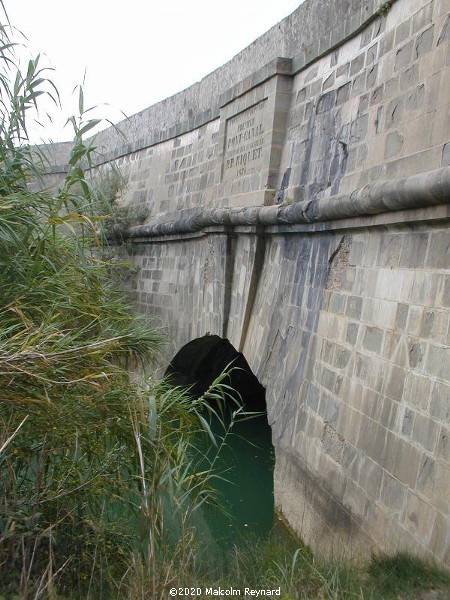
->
[269,224,450,565]
[43,0,450,568]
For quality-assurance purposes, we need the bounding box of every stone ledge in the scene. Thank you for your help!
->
[127,166,450,240]
[218,58,293,108]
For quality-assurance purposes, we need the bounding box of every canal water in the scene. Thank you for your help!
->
[200,413,275,547]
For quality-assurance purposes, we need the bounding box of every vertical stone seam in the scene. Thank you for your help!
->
[238,228,266,352]
[222,229,236,339]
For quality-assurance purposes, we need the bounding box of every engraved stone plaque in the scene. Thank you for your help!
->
[222,100,267,182]
[214,65,291,207]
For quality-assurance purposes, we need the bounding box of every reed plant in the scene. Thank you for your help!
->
[123,531,450,600]
[0,12,231,599]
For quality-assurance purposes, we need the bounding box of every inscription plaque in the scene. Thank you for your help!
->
[222,101,267,181]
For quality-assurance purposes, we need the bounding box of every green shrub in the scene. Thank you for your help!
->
[0,16,224,599]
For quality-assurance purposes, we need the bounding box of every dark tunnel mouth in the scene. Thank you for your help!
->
[166,336,276,546]
[164,334,266,413]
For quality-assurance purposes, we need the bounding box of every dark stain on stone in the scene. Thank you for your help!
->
[408,341,423,368]
[281,450,366,535]
[437,15,450,46]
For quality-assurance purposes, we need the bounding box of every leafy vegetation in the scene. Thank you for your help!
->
[0,13,227,599]
[367,553,450,599]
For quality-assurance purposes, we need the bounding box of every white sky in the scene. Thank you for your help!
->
[6,0,304,143]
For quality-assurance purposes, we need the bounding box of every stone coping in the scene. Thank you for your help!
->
[127,166,450,240]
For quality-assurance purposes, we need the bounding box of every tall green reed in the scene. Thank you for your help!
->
[0,13,228,599]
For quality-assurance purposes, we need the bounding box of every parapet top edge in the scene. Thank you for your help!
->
[40,0,396,171]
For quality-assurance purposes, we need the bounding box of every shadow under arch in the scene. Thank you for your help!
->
[165,334,266,412]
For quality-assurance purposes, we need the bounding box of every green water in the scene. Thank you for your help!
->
[200,414,275,548]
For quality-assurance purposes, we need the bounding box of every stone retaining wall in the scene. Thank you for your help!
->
[44,0,450,567]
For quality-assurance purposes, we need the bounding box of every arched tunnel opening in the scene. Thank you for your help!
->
[165,334,266,413]
[165,334,274,547]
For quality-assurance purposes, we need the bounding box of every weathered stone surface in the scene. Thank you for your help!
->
[395,40,414,71]
[40,0,450,571]
[385,131,404,158]
[443,142,450,166]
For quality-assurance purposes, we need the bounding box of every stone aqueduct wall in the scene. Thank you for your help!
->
[46,0,450,566]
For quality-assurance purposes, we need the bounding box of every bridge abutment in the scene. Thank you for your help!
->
[44,0,450,567]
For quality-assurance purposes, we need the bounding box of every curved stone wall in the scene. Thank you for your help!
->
[44,0,450,568]
[48,0,392,171]
[46,0,450,233]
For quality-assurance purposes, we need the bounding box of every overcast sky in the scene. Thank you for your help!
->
[6,0,304,143]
